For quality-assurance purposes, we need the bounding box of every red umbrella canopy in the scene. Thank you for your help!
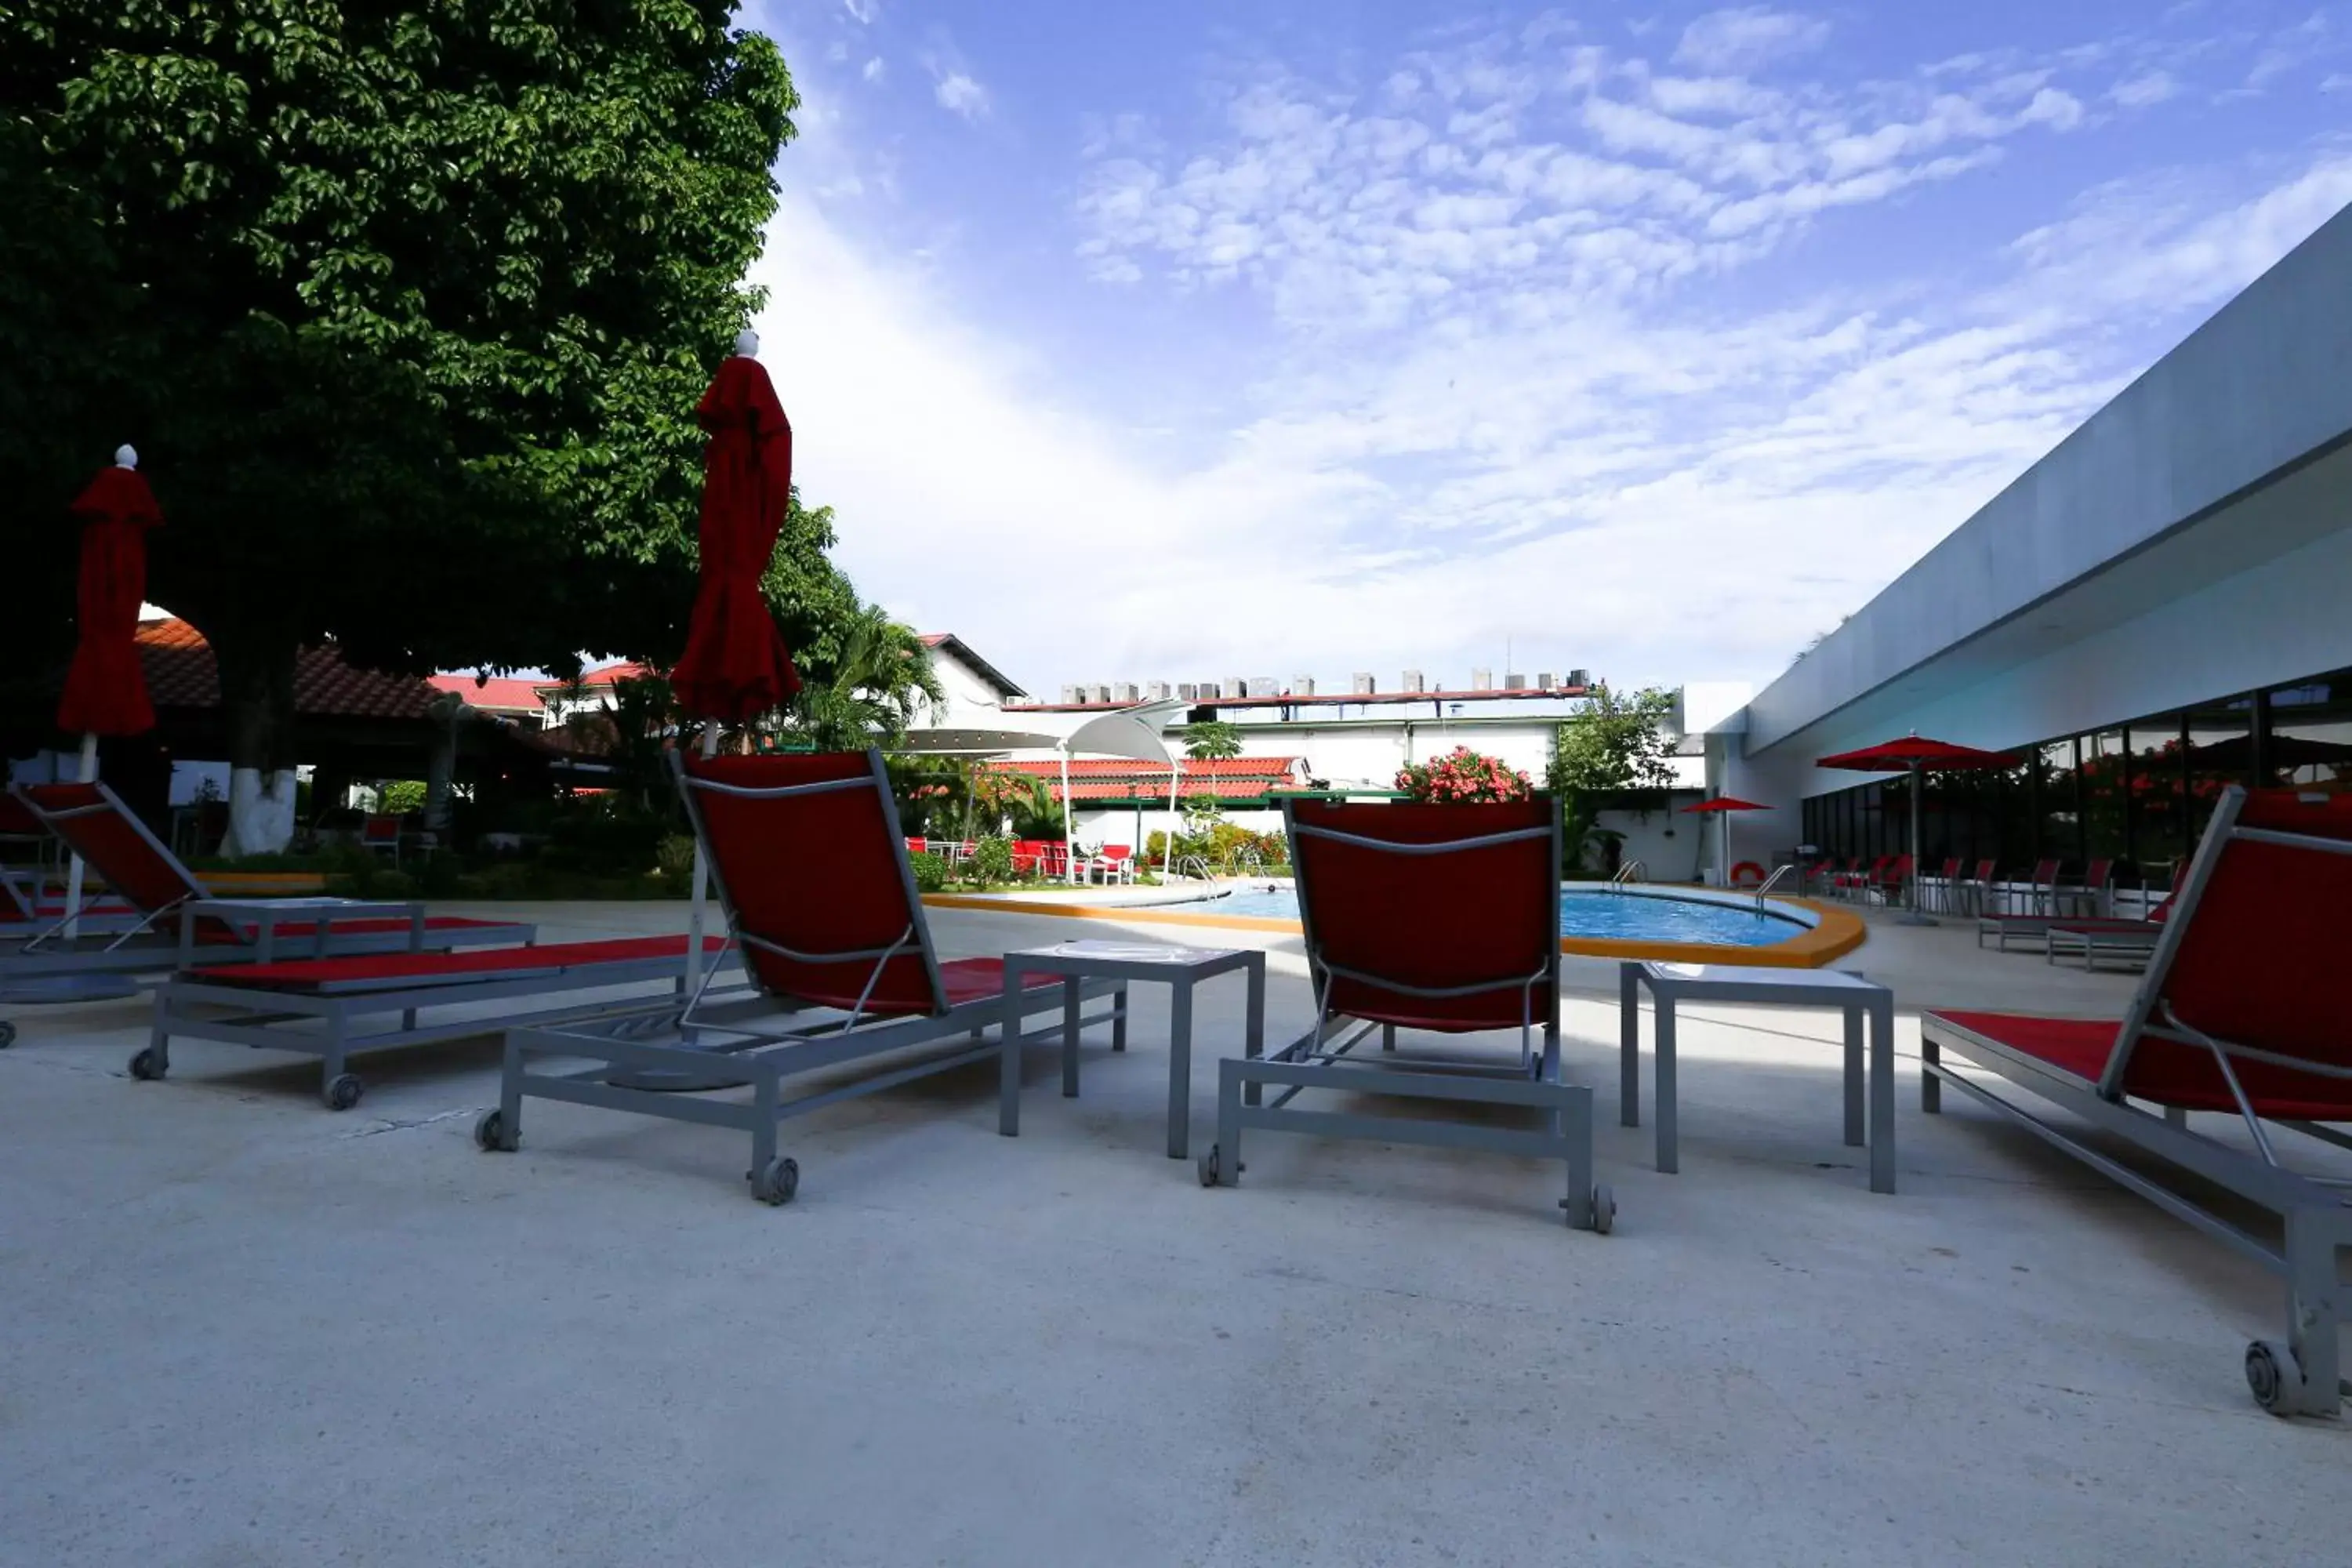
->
[670,349,803,724]
[1680,795,1770,813]
[1816,735,2015,771]
[56,458,164,737]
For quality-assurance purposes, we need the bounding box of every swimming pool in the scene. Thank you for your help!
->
[1196,884,1811,947]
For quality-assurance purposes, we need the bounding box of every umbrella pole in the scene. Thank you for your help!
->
[1899,762,1936,926]
[1165,766,1181,880]
[60,732,98,942]
[684,724,719,989]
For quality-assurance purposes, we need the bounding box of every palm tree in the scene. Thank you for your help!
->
[789,603,946,752]
[1182,720,1242,761]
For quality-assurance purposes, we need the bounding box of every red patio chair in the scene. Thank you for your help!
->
[1922,787,2352,1415]
[361,813,405,865]
[483,750,1128,1204]
[1200,796,1611,1230]
[5,782,524,977]
[1871,854,1913,906]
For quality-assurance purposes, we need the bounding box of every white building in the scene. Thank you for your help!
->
[1708,201,2352,888]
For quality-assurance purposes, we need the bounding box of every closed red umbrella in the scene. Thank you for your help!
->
[57,449,163,739]
[670,334,801,1000]
[671,334,801,724]
[1680,794,1769,884]
[1817,734,2014,923]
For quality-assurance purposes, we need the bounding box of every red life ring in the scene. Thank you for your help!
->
[1730,861,1766,887]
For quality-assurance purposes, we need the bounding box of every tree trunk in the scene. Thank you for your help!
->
[210,626,301,858]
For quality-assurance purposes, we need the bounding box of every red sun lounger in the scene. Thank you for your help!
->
[2,782,530,978]
[478,750,1127,1204]
[1921,786,2352,1417]
[142,935,733,1110]
[1199,796,1612,1231]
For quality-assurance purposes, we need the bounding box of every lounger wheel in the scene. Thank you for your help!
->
[324,1073,364,1112]
[751,1156,799,1206]
[128,1047,164,1081]
[0,1021,15,1048]
[474,1109,513,1152]
[2246,1339,2306,1414]
[1561,1182,1616,1233]
[1198,1145,1221,1187]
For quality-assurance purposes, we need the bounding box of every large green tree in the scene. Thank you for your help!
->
[1548,681,1679,872]
[2,1,800,849]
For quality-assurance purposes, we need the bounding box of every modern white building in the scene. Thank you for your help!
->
[1709,201,2352,886]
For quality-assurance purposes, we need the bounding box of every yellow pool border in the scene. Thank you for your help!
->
[922,889,1866,969]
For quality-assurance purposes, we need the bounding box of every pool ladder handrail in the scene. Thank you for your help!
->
[1753,862,1798,909]
[1609,860,1646,891]
[1174,854,1216,884]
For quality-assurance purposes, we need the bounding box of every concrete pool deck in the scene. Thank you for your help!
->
[2,899,2343,1564]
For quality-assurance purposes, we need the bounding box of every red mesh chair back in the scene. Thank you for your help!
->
[677,750,946,1018]
[2106,789,2352,1105]
[2085,858,2113,890]
[13,782,202,917]
[361,815,401,846]
[1285,798,1559,1034]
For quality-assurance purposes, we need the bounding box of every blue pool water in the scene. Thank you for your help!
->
[1197,886,1807,947]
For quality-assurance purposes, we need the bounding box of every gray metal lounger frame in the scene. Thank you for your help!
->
[1200,800,1610,1230]
[478,750,1123,1204]
[143,942,728,1111]
[1922,787,2352,1417]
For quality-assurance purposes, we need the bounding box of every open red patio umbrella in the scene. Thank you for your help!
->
[670,332,802,996]
[54,446,162,934]
[1680,794,1769,886]
[1817,734,2014,924]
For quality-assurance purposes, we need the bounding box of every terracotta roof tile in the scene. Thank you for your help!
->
[136,619,441,721]
[982,756,1303,802]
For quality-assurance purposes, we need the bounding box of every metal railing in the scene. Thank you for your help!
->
[1754,863,1798,908]
[1173,855,1217,884]
[1608,860,1646,889]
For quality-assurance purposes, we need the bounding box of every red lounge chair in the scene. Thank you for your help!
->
[480,750,1127,1204]
[142,935,728,1110]
[1199,797,1612,1230]
[2,782,528,976]
[1921,787,2352,1416]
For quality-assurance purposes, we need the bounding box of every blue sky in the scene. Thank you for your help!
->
[736,0,2352,699]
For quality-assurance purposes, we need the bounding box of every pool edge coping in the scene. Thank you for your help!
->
[920,891,1867,969]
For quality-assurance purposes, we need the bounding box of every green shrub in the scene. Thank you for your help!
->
[908,851,949,893]
[377,779,428,815]
[969,836,1014,884]
[656,833,699,883]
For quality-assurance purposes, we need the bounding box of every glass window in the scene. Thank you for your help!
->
[2129,720,2187,885]
[1991,760,2032,876]
[2265,668,2352,797]
[2038,739,2081,871]
[2185,695,2255,843]
[2079,729,2129,866]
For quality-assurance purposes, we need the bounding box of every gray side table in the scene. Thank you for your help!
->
[1620,960,1897,1194]
[998,940,1265,1159]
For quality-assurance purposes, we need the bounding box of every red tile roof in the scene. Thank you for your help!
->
[427,674,546,713]
[982,756,1304,803]
[137,619,441,720]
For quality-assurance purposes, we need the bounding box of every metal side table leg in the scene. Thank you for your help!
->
[997,966,1023,1137]
[1654,994,1678,1174]
[1869,1000,1896,1195]
[1167,978,1194,1160]
[1842,1004,1865,1148]
[1619,962,1641,1128]
[1061,975,1081,1098]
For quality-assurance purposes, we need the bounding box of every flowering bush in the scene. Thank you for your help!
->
[1396,746,1536,804]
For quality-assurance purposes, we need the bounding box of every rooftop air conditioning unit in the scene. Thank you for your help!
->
[1222,677,1246,699]
[1145,681,1171,702]
[1471,667,1493,691]
[1537,671,1555,689]
[1567,668,1590,689]
[1246,677,1277,699]
[1352,672,1376,695]
[1177,683,1197,701]
[1060,684,1081,704]
[1504,673,1526,691]
[1402,670,1425,693]
[1292,676,1315,696]
[1112,682,1140,703]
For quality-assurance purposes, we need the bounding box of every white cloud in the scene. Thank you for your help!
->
[1673,8,1830,76]
[753,15,2352,694]
[2111,71,2176,107]
[934,71,989,120]
[862,56,885,84]
[841,0,877,23]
